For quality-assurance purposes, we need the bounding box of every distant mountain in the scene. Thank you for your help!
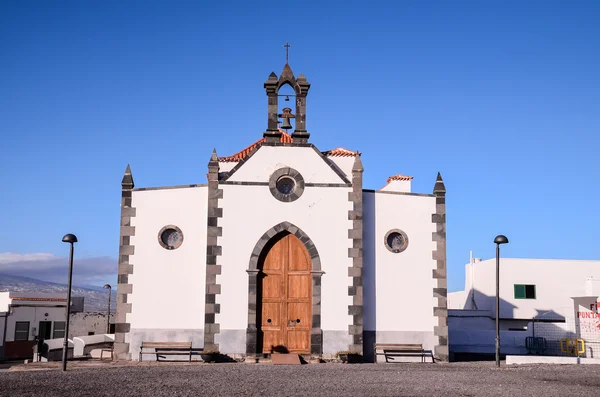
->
[0,273,115,312]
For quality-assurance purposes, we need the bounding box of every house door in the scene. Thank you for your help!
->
[39,321,52,340]
[260,233,312,354]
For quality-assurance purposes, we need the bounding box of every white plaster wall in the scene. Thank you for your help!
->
[5,306,67,342]
[218,162,237,172]
[447,291,469,310]
[363,191,437,333]
[218,182,353,334]
[380,180,411,193]
[327,156,354,179]
[586,278,600,295]
[457,258,600,320]
[0,315,6,347]
[449,328,532,355]
[69,312,114,338]
[0,292,10,312]
[227,146,347,184]
[448,311,495,330]
[128,186,208,330]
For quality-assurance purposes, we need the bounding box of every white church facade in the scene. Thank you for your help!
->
[113,61,449,362]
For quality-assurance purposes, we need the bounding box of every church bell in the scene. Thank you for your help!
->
[280,117,293,130]
[278,107,295,130]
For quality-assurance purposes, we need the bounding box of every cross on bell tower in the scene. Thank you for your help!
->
[263,43,311,143]
[283,41,291,64]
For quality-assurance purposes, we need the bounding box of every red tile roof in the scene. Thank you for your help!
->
[217,131,360,162]
[218,131,293,162]
[386,174,414,182]
[321,147,361,157]
[380,174,414,190]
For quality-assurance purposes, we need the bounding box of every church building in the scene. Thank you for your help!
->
[113,59,449,362]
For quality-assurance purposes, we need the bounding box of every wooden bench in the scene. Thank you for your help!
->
[139,342,193,362]
[374,343,427,363]
[99,346,113,360]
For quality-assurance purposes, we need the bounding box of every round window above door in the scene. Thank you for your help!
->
[269,167,305,203]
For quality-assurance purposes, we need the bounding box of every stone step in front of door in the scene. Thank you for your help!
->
[271,353,302,365]
[245,354,320,364]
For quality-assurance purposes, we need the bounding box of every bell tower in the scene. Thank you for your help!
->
[263,42,311,143]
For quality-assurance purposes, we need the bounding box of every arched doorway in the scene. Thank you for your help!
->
[246,222,323,357]
[259,233,312,354]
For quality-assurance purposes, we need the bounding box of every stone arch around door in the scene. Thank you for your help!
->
[246,221,323,357]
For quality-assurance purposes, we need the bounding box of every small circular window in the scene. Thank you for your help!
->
[384,229,409,253]
[158,225,184,250]
[276,176,296,195]
[269,167,305,202]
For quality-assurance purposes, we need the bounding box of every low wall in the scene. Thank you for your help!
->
[507,355,600,365]
[69,312,114,338]
[41,338,74,362]
[73,334,114,357]
[450,329,531,356]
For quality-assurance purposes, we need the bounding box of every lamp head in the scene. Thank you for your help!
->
[494,235,509,245]
[62,234,78,244]
[103,284,111,290]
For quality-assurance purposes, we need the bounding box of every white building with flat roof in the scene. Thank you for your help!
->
[448,256,600,358]
[449,257,600,321]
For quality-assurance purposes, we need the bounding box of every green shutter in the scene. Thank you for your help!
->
[514,284,525,299]
[514,284,536,299]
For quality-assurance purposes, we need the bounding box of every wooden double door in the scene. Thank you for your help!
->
[260,233,312,354]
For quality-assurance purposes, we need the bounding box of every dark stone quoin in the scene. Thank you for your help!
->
[347,155,364,355]
[432,172,449,361]
[115,164,136,359]
[204,149,223,352]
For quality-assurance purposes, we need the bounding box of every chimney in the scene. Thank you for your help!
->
[380,174,413,193]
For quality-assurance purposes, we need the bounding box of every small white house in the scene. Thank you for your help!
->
[0,291,113,361]
[0,312,6,360]
[0,292,74,360]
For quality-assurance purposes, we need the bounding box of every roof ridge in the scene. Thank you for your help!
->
[387,174,413,182]
[322,147,361,157]
[218,130,293,162]
[379,174,414,190]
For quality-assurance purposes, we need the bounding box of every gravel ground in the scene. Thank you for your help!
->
[1,362,600,397]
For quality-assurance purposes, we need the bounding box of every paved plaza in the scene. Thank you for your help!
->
[1,361,600,396]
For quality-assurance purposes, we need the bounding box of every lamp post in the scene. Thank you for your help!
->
[61,233,77,372]
[494,234,509,367]
[103,284,112,334]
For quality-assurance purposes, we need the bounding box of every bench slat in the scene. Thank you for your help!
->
[139,341,194,363]
[374,343,427,364]
[140,347,191,350]
[141,342,192,347]
[381,347,423,350]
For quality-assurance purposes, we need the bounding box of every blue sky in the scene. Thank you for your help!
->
[1,0,598,291]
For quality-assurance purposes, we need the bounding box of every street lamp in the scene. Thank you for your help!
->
[103,284,112,334]
[61,233,77,372]
[494,234,509,368]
